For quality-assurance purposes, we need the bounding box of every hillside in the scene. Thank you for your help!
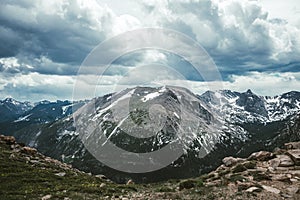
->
[0,135,137,200]
[1,135,299,199]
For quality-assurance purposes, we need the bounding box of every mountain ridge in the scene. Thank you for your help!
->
[0,86,299,183]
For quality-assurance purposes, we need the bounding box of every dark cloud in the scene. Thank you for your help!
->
[0,0,110,67]
[0,0,300,101]
[141,0,300,75]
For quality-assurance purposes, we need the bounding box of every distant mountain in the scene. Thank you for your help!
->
[0,86,299,183]
[0,98,32,122]
[0,99,86,135]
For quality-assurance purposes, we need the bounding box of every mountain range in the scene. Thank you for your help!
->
[0,86,299,183]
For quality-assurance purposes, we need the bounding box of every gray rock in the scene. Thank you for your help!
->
[246,187,261,193]
[55,172,66,177]
[287,150,300,165]
[285,142,300,150]
[41,195,52,200]
[262,185,281,194]
[277,155,294,167]
[248,151,274,161]
[222,156,243,167]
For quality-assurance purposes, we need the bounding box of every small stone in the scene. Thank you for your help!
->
[42,194,52,200]
[95,174,108,180]
[24,156,30,161]
[126,179,134,185]
[55,172,66,177]
[262,185,281,194]
[9,154,16,159]
[281,193,292,198]
[100,183,106,188]
[246,187,261,193]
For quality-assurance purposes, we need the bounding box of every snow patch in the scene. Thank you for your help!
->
[142,92,161,102]
[14,114,32,122]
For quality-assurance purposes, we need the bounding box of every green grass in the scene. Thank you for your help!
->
[0,142,136,200]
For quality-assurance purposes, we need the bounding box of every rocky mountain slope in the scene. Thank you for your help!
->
[0,86,299,183]
[1,135,299,199]
[0,135,137,200]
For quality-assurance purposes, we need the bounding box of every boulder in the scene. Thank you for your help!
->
[22,146,37,155]
[262,185,281,194]
[248,151,274,161]
[287,150,300,165]
[95,174,108,180]
[276,155,294,167]
[41,195,52,200]
[285,142,300,150]
[268,158,280,169]
[222,156,244,167]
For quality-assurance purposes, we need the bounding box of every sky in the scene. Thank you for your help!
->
[0,0,300,101]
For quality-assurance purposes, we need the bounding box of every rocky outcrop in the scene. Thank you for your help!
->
[287,149,300,165]
[1,134,299,199]
[202,141,300,199]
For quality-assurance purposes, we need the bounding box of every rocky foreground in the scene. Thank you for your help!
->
[0,135,299,199]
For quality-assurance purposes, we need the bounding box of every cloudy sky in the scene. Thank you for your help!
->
[0,0,300,101]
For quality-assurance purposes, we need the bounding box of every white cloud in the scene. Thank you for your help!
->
[226,71,300,96]
[157,71,300,96]
[0,72,75,101]
[1,0,300,101]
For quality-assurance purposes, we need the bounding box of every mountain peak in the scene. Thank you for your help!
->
[246,89,253,94]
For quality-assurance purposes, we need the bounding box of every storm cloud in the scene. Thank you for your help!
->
[0,0,299,100]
